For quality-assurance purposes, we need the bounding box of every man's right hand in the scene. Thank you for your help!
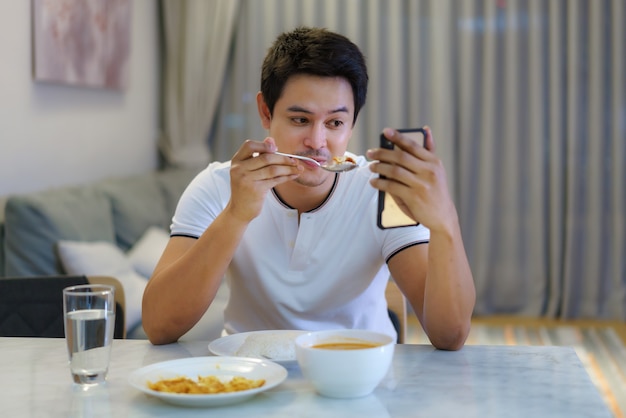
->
[227,137,303,223]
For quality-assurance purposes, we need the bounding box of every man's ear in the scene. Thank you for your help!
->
[256,92,271,129]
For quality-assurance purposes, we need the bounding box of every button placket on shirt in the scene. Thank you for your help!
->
[289,214,318,271]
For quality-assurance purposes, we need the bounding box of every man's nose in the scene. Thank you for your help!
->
[304,123,327,149]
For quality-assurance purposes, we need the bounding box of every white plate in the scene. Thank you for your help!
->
[209,330,306,364]
[128,356,287,407]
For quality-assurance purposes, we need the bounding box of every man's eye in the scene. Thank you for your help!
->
[329,120,344,128]
[292,117,308,124]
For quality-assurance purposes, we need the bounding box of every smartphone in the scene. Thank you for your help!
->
[377,128,426,229]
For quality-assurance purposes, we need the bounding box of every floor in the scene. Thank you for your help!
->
[406,314,626,345]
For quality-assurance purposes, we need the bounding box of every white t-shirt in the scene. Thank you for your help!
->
[171,154,430,339]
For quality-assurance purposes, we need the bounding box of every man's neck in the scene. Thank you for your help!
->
[273,174,337,214]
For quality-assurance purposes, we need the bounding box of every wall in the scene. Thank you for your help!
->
[0,1,160,219]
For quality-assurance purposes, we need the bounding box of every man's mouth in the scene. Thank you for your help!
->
[301,159,322,169]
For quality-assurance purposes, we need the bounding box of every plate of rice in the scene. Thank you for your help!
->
[209,330,306,365]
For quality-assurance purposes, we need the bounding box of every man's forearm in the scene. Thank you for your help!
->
[422,220,476,350]
[142,209,249,344]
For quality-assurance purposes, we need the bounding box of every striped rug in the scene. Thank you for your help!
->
[407,319,626,418]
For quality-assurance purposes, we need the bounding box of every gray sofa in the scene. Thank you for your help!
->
[0,168,228,340]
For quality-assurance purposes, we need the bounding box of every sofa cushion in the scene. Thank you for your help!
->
[98,174,170,251]
[0,224,5,276]
[156,168,200,218]
[127,226,170,278]
[4,187,116,276]
[57,240,148,333]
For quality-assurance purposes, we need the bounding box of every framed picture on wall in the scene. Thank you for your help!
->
[31,0,132,90]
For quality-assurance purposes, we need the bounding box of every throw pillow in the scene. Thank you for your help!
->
[56,240,147,333]
[126,226,170,278]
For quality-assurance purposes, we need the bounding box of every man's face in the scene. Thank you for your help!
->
[262,74,355,187]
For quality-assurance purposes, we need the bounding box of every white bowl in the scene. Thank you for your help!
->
[295,329,395,398]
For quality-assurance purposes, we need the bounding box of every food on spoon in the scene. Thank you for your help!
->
[331,155,356,165]
[147,375,265,394]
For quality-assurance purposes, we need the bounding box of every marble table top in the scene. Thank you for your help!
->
[0,337,611,417]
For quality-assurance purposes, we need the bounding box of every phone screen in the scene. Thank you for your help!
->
[377,128,426,229]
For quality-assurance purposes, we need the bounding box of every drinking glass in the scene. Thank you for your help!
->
[63,284,116,386]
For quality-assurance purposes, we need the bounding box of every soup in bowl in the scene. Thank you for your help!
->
[295,329,395,398]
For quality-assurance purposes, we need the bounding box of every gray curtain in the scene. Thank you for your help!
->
[209,0,626,320]
[456,0,625,320]
[158,0,239,168]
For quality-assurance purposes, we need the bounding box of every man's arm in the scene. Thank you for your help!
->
[141,213,249,345]
[368,127,476,350]
[387,223,475,350]
[142,138,303,345]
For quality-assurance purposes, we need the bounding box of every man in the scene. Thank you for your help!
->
[142,27,475,350]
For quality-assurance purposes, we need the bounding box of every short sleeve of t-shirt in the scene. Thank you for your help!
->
[380,223,430,263]
[170,161,231,238]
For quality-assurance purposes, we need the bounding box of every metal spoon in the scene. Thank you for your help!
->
[274,152,357,172]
